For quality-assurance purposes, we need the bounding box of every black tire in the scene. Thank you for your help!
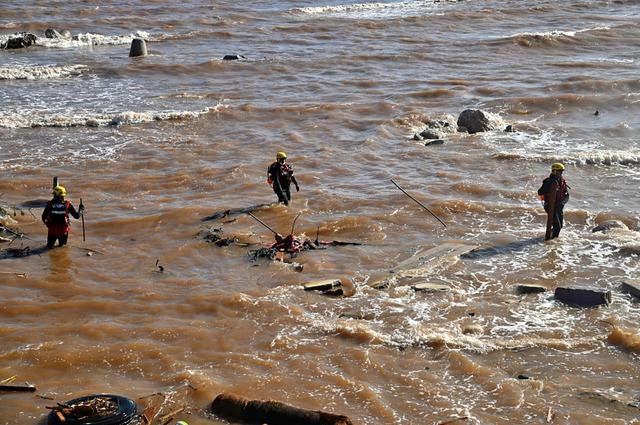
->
[47,394,138,425]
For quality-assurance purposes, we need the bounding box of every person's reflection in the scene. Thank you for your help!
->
[47,245,72,284]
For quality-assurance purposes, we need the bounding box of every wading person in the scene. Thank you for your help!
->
[42,186,84,248]
[267,151,299,205]
[537,163,570,239]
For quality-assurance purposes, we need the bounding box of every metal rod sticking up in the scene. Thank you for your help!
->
[247,212,280,236]
[390,179,447,228]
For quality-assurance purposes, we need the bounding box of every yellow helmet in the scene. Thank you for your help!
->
[53,185,66,197]
[551,163,565,171]
[276,151,287,160]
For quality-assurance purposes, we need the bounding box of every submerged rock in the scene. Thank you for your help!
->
[592,220,629,233]
[1,32,37,49]
[413,113,457,140]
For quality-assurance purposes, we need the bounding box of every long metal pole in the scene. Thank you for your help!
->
[80,198,86,242]
[247,212,280,236]
[390,179,447,228]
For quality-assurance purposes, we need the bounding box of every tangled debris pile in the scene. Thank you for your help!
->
[46,395,133,424]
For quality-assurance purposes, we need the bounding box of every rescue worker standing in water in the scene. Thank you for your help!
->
[537,163,570,239]
[267,151,299,205]
[42,186,84,248]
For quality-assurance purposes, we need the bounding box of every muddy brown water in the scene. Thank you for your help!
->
[1,1,639,424]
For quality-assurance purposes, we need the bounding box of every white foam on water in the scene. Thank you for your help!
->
[492,148,640,167]
[35,30,151,48]
[0,64,88,80]
[506,26,611,41]
[291,0,438,19]
[0,105,219,129]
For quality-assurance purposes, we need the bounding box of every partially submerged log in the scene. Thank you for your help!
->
[210,393,353,425]
[554,287,611,307]
[0,384,36,392]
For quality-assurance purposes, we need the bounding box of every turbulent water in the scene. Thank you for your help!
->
[1,1,639,424]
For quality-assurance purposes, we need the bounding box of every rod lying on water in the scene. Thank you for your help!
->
[390,179,447,228]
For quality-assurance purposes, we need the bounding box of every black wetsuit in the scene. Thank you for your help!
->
[537,174,569,238]
[267,161,299,205]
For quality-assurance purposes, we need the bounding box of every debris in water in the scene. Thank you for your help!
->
[155,259,165,273]
[0,384,36,392]
[210,393,353,425]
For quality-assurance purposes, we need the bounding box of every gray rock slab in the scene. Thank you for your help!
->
[412,282,450,292]
[555,286,611,307]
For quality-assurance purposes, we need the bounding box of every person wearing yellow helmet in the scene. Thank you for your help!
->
[267,151,299,205]
[42,185,84,248]
[537,163,570,239]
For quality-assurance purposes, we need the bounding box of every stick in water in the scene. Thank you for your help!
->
[390,179,446,228]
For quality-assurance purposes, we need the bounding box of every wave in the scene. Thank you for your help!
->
[290,0,439,18]
[608,327,640,353]
[0,106,218,129]
[501,26,610,47]
[0,64,87,80]
[492,150,640,167]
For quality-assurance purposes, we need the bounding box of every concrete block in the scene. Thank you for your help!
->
[303,279,341,292]
[412,282,449,292]
[554,286,611,307]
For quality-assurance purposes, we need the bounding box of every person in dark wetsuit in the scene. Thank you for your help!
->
[42,185,84,248]
[267,151,299,205]
[537,163,570,238]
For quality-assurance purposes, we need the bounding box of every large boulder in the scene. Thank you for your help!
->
[592,220,629,233]
[457,109,500,134]
[1,32,37,49]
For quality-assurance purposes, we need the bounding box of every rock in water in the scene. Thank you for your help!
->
[592,220,628,233]
[1,32,37,49]
[457,109,498,134]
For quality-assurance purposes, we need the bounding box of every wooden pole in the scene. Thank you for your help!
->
[53,176,58,188]
[544,183,558,241]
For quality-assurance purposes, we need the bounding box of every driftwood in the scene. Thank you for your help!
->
[0,384,36,392]
[210,393,353,425]
[0,271,27,278]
